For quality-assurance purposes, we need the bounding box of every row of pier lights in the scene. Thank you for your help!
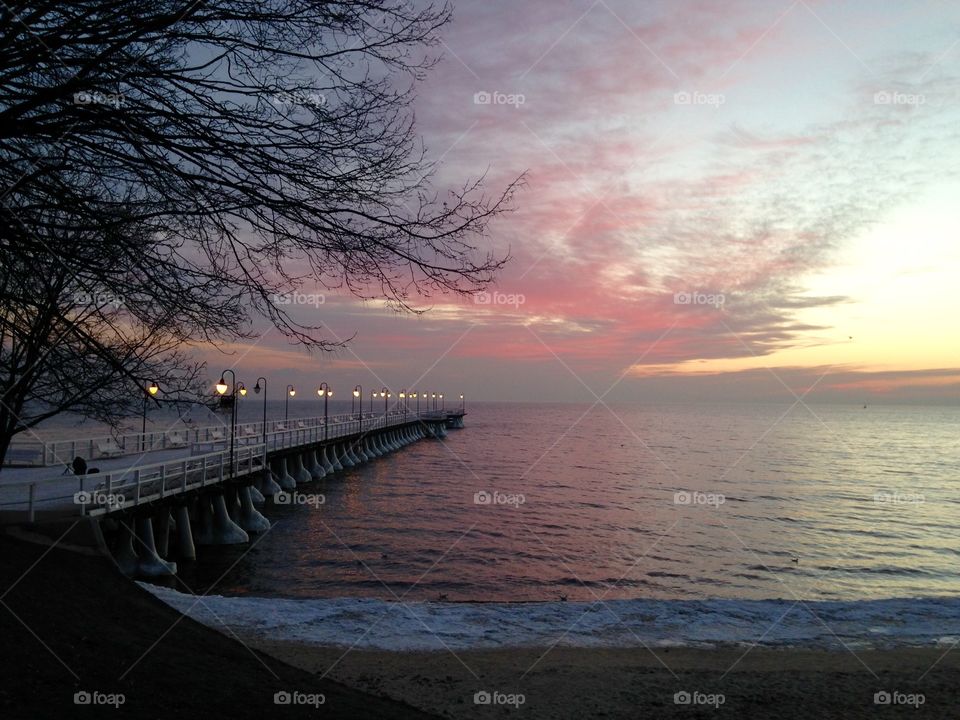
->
[209,373,465,474]
[113,383,459,579]
[137,373,465,472]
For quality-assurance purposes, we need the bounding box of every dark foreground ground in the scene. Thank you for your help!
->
[0,531,436,719]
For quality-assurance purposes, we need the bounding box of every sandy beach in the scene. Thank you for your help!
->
[243,637,959,719]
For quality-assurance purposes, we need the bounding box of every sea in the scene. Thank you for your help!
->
[143,401,960,650]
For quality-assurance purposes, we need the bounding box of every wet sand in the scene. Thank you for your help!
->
[244,637,960,719]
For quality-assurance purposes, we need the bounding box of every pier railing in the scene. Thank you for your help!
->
[0,410,436,520]
[3,411,392,467]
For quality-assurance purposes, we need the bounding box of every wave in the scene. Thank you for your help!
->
[141,585,960,652]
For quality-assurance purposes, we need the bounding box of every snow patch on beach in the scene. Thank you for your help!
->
[141,584,960,651]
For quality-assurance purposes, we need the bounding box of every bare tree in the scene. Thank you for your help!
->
[0,1,521,462]
[0,206,205,464]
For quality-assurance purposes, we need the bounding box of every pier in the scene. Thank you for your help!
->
[0,408,466,579]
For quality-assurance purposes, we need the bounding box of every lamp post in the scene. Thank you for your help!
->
[399,390,407,421]
[141,381,159,452]
[215,370,239,476]
[460,394,465,411]
[382,387,388,416]
[353,385,362,432]
[440,393,444,410]
[318,383,331,440]
[415,392,420,415]
[285,384,295,423]
[431,392,437,411]
[253,377,268,478]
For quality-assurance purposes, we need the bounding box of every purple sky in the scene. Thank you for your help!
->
[206,0,960,404]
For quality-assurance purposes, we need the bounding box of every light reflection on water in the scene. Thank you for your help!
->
[173,402,960,602]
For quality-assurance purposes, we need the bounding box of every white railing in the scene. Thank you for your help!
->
[0,410,440,520]
[3,411,389,467]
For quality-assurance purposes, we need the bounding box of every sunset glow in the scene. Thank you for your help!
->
[205,0,960,403]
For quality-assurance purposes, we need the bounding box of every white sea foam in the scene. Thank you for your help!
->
[141,584,960,651]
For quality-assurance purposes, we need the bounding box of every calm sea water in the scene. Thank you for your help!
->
[169,401,960,604]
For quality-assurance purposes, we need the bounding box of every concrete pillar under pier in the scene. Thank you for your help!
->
[174,503,196,560]
[200,492,249,545]
[346,442,361,465]
[320,446,336,473]
[226,485,242,523]
[134,515,177,577]
[338,443,355,468]
[354,441,369,462]
[259,467,283,497]
[278,458,297,490]
[330,443,344,471]
[308,448,326,479]
[155,510,172,558]
[115,520,139,577]
[365,436,381,458]
[293,454,312,484]
[195,496,214,545]
[237,485,270,533]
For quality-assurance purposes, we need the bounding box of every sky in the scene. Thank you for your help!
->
[204,0,960,405]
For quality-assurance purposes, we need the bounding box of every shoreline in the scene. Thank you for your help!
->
[142,581,960,653]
